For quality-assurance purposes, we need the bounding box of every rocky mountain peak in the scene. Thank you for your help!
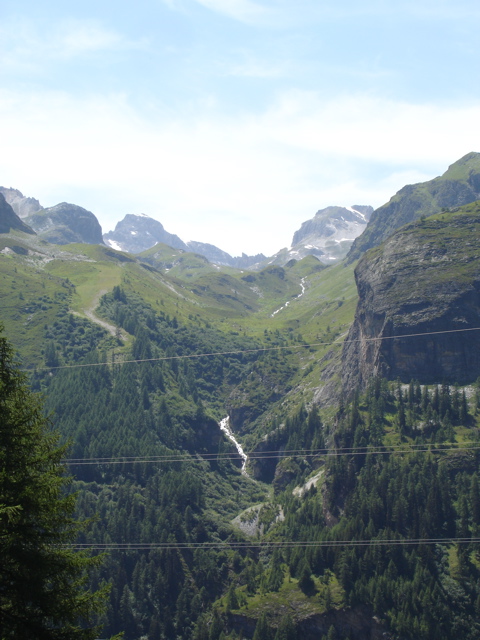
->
[104,214,188,254]
[25,202,104,245]
[267,205,373,267]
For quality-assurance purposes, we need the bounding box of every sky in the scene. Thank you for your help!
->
[1,1,480,256]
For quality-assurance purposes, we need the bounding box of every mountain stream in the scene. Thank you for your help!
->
[271,277,306,317]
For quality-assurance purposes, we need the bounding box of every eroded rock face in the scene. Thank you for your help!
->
[342,203,480,396]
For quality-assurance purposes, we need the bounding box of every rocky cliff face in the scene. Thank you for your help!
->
[0,187,42,218]
[0,193,36,235]
[342,202,480,395]
[25,203,104,245]
[348,152,480,262]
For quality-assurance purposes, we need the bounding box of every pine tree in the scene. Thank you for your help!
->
[274,615,297,640]
[0,326,107,639]
[253,612,273,640]
[326,625,337,640]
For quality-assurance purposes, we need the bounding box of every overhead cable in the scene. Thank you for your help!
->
[28,326,480,372]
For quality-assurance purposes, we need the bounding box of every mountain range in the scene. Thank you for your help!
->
[0,185,372,267]
[4,152,480,271]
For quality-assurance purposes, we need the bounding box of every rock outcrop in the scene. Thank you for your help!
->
[342,201,480,395]
[348,152,480,262]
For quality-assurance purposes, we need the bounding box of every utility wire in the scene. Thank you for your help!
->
[65,442,480,465]
[71,537,480,551]
[28,326,480,372]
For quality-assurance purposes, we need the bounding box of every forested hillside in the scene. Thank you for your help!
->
[2,195,480,639]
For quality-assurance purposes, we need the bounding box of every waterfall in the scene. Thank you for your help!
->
[219,416,248,475]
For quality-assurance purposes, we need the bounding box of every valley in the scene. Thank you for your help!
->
[3,153,480,640]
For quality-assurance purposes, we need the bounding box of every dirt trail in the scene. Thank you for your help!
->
[73,290,119,337]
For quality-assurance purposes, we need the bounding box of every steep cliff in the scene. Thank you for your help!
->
[342,201,480,394]
[348,152,480,262]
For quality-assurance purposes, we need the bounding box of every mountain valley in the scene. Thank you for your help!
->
[3,153,480,639]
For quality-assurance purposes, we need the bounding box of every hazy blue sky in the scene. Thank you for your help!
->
[2,0,480,255]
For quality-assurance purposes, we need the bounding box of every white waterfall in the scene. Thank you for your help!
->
[219,416,248,475]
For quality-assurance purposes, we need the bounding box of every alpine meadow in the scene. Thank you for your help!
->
[4,152,480,640]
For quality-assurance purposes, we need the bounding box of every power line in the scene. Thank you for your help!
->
[65,442,480,465]
[28,326,480,372]
[70,537,480,551]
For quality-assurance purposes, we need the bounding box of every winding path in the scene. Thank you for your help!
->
[73,290,119,336]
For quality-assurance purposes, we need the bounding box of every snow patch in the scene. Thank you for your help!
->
[106,240,123,251]
[346,206,367,221]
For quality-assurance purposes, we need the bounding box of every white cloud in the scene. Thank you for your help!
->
[57,22,126,56]
[194,0,267,22]
[226,52,288,77]
[256,90,480,166]
[163,0,271,24]
[0,87,479,255]
[0,19,142,73]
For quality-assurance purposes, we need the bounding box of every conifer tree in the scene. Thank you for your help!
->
[274,615,297,640]
[253,612,273,640]
[0,325,107,638]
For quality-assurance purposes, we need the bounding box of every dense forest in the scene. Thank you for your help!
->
[17,285,480,640]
